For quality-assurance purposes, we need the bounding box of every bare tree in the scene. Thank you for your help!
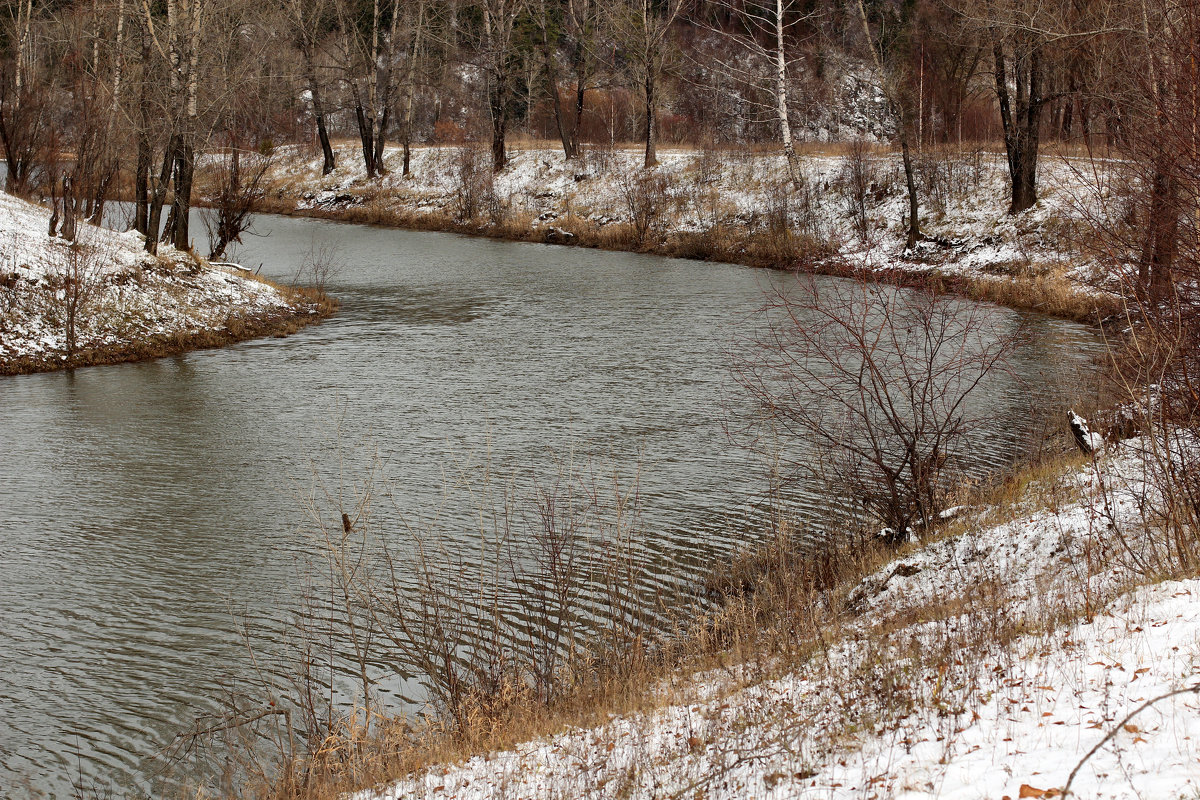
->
[475,0,527,172]
[399,0,428,176]
[0,0,49,198]
[49,236,103,363]
[286,0,337,175]
[703,0,813,187]
[853,0,921,249]
[332,0,403,178]
[203,145,274,260]
[614,0,683,168]
[734,277,1024,543]
[532,0,602,161]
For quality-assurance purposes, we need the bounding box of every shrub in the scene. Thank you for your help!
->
[733,276,1026,543]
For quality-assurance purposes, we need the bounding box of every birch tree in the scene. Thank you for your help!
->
[704,0,813,187]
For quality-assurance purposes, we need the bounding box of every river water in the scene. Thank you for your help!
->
[0,213,1100,797]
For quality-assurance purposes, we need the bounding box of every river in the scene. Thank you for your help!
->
[0,212,1101,797]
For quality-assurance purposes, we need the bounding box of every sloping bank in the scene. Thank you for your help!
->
[356,440,1200,800]
[0,191,334,376]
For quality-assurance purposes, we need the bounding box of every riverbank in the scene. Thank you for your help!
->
[333,438,1200,800]
[239,142,1118,324]
[0,192,335,376]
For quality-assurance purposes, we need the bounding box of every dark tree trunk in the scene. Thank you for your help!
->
[993,43,1043,214]
[316,111,335,176]
[490,73,508,172]
[900,136,920,249]
[302,51,336,175]
[170,139,195,252]
[571,75,585,157]
[643,73,656,168]
[1140,161,1179,297]
[543,41,577,160]
[355,102,376,178]
[145,134,178,255]
[402,81,415,176]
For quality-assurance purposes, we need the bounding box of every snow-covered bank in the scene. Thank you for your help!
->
[358,442,1200,800]
[255,143,1114,320]
[0,191,332,375]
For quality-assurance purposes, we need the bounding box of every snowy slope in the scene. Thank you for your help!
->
[360,442,1200,800]
[0,191,306,370]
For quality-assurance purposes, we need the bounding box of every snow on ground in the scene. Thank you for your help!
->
[361,441,1200,800]
[267,142,1111,296]
[0,191,307,369]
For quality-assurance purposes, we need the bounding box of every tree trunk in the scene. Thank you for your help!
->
[572,75,585,157]
[1140,161,1179,297]
[355,102,376,178]
[993,43,1042,214]
[774,0,799,186]
[170,139,195,251]
[145,135,178,255]
[490,73,508,172]
[373,106,390,175]
[134,133,150,236]
[544,38,577,160]
[643,72,657,168]
[316,109,336,176]
[900,135,920,249]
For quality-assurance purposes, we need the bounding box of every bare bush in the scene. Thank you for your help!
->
[291,235,342,294]
[48,236,104,362]
[734,277,1025,544]
[914,145,991,220]
[203,146,275,261]
[169,440,661,796]
[617,168,674,246]
[450,145,497,223]
[1075,0,1200,575]
[836,140,879,244]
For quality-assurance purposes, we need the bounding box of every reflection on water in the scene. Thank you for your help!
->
[0,213,1101,797]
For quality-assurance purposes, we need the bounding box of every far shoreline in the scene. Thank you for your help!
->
[224,142,1119,327]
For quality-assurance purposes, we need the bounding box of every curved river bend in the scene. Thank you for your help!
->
[0,214,1100,797]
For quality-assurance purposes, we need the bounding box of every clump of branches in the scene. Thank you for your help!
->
[617,167,675,246]
[450,144,497,223]
[290,234,342,295]
[203,144,276,261]
[734,277,1025,544]
[836,140,883,245]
